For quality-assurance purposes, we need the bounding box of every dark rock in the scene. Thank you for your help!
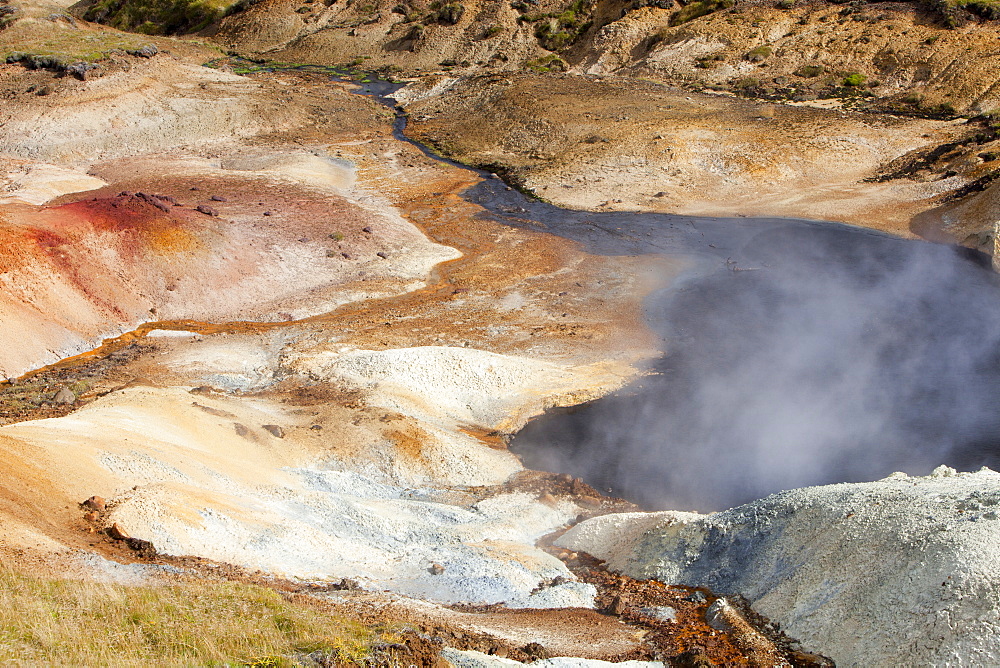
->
[195,205,218,216]
[684,590,708,603]
[124,536,156,557]
[376,251,388,259]
[341,252,353,259]
[209,195,227,202]
[428,563,445,575]
[362,226,372,233]
[521,642,549,659]
[82,495,106,512]
[65,62,98,81]
[675,650,713,668]
[234,423,252,438]
[337,577,361,590]
[136,192,171,212]
[106,522,130,541]
[263,211,273,216]
[127,45,158,58]
[262,424,285,438]
[310,424,322,430]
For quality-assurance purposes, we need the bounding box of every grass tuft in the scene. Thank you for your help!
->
[0,565,387,666]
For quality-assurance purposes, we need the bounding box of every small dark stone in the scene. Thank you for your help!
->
[362,226,372,233]
[428,563,445,575]
[210,195,227,202]
[521,642,549,659]
[674,650,713,668]
[376,251,388,259]
[234,423,252,438]
[341,252,353,259]
[684,590,708,603]
[195,205,218,216]
[310,424,323,430]
[263,211,273,216]
[124,536,156,556]
[262,424,285,438]
[81,495,106,512]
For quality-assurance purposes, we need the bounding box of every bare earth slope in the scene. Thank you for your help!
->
[2,0,1000,662]
[402,72,969,235]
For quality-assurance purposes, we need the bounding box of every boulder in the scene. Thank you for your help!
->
[106,522,130,541]
[556,466,1000,666]
[81,495,105,511]
[53,387,75,404]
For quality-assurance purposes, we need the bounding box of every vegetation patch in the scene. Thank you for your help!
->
[432,0,464,24]
[0,566,393,665]
[83,0,241,35]
[793,64,824,78]
[0,29,153,68]
[525,54,567,72]
[921,0,1000,26]
[744,45,771,62]
[670,0,735,26]
[516,0,593,52]
[842,72,866,86]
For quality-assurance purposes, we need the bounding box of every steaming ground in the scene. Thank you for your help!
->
[511,219,1000,511]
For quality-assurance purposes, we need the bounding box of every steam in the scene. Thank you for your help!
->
[511,222,1000,511]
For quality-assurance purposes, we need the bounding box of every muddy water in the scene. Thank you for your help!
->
[397,101,1000,511]
[494,185,1000,510]
[393,91,1000,511]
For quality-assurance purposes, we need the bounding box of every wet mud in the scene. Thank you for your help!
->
[507,202,1000,510]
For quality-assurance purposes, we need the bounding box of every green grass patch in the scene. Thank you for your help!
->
[1,30,150,67]
[842,72,866,86]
